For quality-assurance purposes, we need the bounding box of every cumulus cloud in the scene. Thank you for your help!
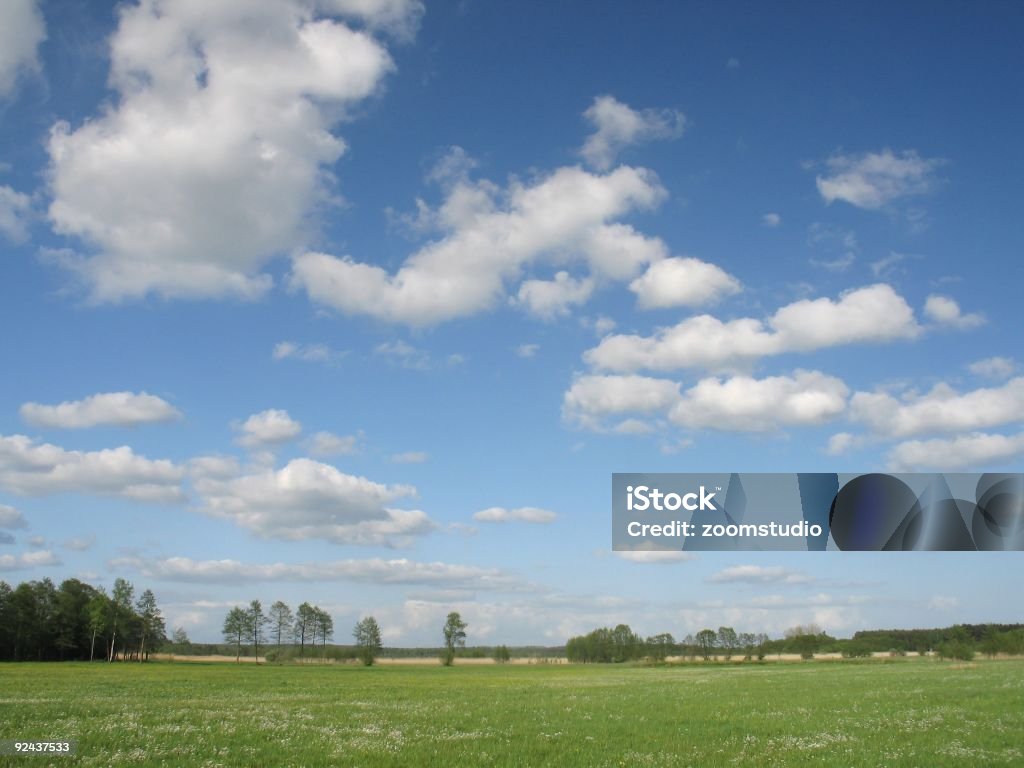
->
[273,341,347,364]
[669,371,848,432]
[20,391,181,429]
[0,434,184,502]
[563,374,681,430]
[565,370,848,434]
[628,257,741,310]
[46,0,414,301]
[708,565,813,585]
[815,149,942,209]
[234,409,302,448]
[888,432,1024,471]
[0,550,60,572]
[923,295,985,329]
[473,507,557,524]
[112,555,523,591]
[0,504,28,530]
[825,432,863,456]
[586,284,919,373]
[580,95,685,171]
[289,164,668,326]
[0,0,45,98]
[968,356,1016,380]
[513,272,594,320]
[193,457,433,546]
[0,186,32,241]
[850,377,1024,439]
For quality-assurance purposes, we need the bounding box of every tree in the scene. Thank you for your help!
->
[268,601,293,652]
[739,632,757,661]
[353,616,383,666]
[247,600,267,663]
[223,607,248,662]
[313,607,333,661]
[294,602,315,659]
[717,627,738,660]
[136,589,165,662]
[108,578,134,662]
[695,629,716,660]
[493,644,511,664]
[442,612,467,666]
[646,633,675,662]
[171,627,190,646]
[87,591,109,662]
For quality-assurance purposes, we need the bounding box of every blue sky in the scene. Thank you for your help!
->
[0,0,1022,645]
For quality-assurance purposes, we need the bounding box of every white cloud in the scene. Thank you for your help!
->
[923,294,985,329]
[0,550,60,572]
[0,0,45,98]
[193,457,433,546]
[324,0,425,41]
[0,434,184,502]
[20,391,181,429]
[46,0,412,302]
[188,455,241,480]
[0,504,28,529]
[563,374,681,430]
[887,432,1024,471]
[273,341,346,364]
[815,149,942,209]
[825,432,863,456]
[235,409,302,448]
[307,431,360,457]
[761,213,781,227]
[114,555,522,591]
[968,357,1016,380]
[669,370,848,432]
[850,377,1024,438]
[614,550,693,563]
[391,451,428,464]
[27,535,45,548]
[586,284,919,373]
[289,164,667,326]
[0,186,32,241]
[473,507,557,524]
[708,565,813,585]
[513,271,594,320]
[580,95,685,171]
[516,343,540,359]
[628,257,741,310]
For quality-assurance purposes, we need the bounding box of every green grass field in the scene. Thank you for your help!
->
[1,659,1022,767]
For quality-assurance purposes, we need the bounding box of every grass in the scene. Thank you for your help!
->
[1,658,1022,767]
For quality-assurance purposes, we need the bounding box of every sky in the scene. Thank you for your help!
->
[0,0,1022,646]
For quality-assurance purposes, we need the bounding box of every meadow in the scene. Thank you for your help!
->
[1,659,1022,767]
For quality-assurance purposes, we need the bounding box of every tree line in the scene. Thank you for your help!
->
[0,577,166,662]
[566,622,1024,663]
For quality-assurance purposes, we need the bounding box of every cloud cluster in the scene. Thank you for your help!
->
[0,550,60,572]
[923,294,984,329]
[708,565,813,585]
[888,432,1024,471]
[0,186,32,242]
[193,457,433,546]
[564,370,848,434]
[47,0,417,301]
[815,149,942,209]
[290,164,669,325]
[20,391,181,429]
[0,434,184,502]
[585,284,919,373]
